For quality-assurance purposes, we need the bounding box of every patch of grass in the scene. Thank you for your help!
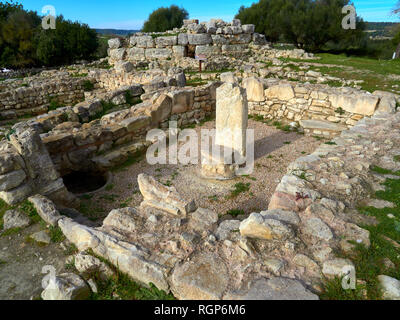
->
[65,257,77,272]
[320,277,367,300]
[19,200,41,223]
[0,199,11,230]
[335,107,345,115]
[83,80,94,92]
[393,155,400,162]
[1,227,22,237]
[111,151,145,172]
[325,141,337,145]
[49,226,65,243]
[228,182,251,199]
[371,165,400,176]
[64,243,79,256]
[48,96,65,111]
[87,250,175,300]
[313,135,324,141]
[105,184,114,191]
[281,53,400,93]
[227,209,245,217]
[100,194,120,203]
[186,78,207,87]
[283,141,291,145]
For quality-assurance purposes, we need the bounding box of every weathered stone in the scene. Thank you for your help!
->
[242,24,255,34]
[127,47,145,60]
[187,34,212,45]
[240,213,294,240]
[220,72,238,84]
[109,48,126,61]
[2,210,31,230]
[171,252,229,300]
[215,220,241,240]
[155,36,177,47]
[189,208,218,232]
[378,275,400,300]
[41,273,90,300]
[243,77,265,102]
[136,36,154,48]
[115,61,134,73]
[215,82,248,157]
[329,94,379,116]
[121,116,151,132]
[299,120,347,133]
[0,169,26,191]
[145,48,172,60]
[322,258,355,277]
[225,277,319,300]
[303,218,333,241]
[108,38,121,49]
[102,207,137,233]
[74,252,114,281]
[28,195,62,226]
[195,45,221,56]
[138,174,196,217]
[58,217,169,291]
[265,84,295,100]
[260,209,300,225]
[168,89,194,114]
[30,230,51,244]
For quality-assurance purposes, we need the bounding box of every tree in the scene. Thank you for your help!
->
[235,0,366,52]
[394,1,400,58]
[142,5,188,32]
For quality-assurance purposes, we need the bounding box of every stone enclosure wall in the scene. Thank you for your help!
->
[108,19,267,65]
[242,77,400,136]
[0,73,89,120]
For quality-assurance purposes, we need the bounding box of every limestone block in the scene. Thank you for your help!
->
[243,77,265,102]
[137,174,197,217]
[215,82,248,156]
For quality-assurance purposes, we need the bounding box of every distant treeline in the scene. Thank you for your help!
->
[365,22,400,38]
[96,29,140,36]
[235,0,400,59]
[0,1,102,68]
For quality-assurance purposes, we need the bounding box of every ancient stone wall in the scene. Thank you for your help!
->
[0,74,89,120]
[39,82,219,176]
[0,123,77,206]
[108,19,268,65]
[243,77,399,137]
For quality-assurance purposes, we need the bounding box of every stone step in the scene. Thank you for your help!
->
[299,119,347,132]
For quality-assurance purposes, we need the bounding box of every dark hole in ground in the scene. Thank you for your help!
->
[63,170,107,194]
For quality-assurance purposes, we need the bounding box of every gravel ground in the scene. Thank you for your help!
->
[81,119,324,221]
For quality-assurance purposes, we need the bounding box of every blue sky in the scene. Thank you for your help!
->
[21,0,400,29]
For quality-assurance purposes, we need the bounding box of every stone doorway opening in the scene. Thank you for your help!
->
[62,170,111,195]
[186,45,196,58]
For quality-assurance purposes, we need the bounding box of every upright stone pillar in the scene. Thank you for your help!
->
[201,82,248,180]
[215,82,248,157]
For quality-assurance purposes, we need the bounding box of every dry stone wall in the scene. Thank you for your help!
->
[108,19,267,66]
[242,77,400,137]
[0,73,90,120]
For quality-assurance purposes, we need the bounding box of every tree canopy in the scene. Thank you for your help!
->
[142,5,188,32]
[235,0,366,51]
[0,1,99,68]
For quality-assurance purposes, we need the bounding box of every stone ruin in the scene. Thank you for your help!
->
[0,18,400,300]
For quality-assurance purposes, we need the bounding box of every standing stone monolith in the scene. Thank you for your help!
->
[200,82,248,180]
